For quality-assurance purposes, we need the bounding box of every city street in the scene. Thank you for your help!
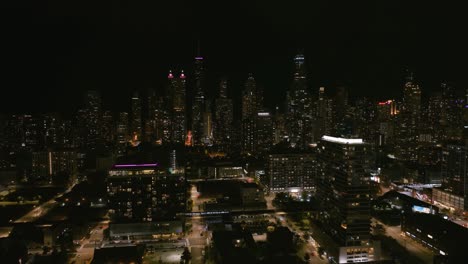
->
[69,220,108,264]
[373,219,434,264]
[15,183,76,223]
[187,217,209,264]
[275,213,328,263]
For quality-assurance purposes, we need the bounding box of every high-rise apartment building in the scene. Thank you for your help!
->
[266,148,316,193]
[107,163,186,222]
[317,135,380,263]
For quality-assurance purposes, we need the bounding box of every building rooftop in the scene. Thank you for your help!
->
[321,135,365,145]
[113,163,158,168]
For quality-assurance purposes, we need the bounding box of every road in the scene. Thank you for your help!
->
[373,219,434,264]
[14,183,76,223]
[188,184,210,264]
[69,220,108,264]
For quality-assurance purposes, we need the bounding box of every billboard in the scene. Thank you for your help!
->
[412,205,431,214]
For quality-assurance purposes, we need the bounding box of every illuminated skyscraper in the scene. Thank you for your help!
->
[395,71,421,161]
[241,74,261,120]
[130,91,142,141]
[316,87,332,138]
[83,90,102,148]
[116,112,129,146]
[191,56,206,146]
[241,74,263,153]
[214,78,233,149]
[145,88,157,142]
[102,110,114,143]
[286,53,313,148]
[168,70,187,144]
[254,110,273,154]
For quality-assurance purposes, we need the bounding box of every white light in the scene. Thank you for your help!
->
[440,250,446,255]
[427,234,433,239]
[257,112,270,116]
[321,136,364,145]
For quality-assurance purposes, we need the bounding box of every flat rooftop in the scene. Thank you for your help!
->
[321,135,365,145]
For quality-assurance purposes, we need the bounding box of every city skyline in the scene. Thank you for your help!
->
[1,2,467,264]
[2,2,468,114]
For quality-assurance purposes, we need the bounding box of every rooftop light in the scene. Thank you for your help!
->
[321,136,364,145]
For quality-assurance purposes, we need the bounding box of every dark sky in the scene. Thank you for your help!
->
[2,1,467,114]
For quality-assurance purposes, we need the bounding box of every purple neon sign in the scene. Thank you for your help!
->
[113,163,158,168]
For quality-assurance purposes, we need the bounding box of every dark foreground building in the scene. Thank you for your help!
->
[107,163,186,222]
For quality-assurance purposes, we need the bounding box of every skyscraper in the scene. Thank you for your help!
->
[168,70,187,144]
[317,135,380,263]
[191,56,206,146]
[241,73,262,120]
[316,87,332,138]
[130,91,142,141]
[254,110,273,154]
[83,90,102,148]
[241,74,262,153]
[214,78,233,150]
[395,71,421,161]
[286,53,313,148]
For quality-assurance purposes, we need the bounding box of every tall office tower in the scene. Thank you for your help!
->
[395,71,421,161]
[202,101,213,145]
[130,91,142,141]
[317,136,380,263]
[440,82,464,141]
[376,100,396,145]
[273,106,287,144]
[168,70,187,144]
[102,111,114,143]
[116,112,129,154]
[107,163,186,222]
[58,119,73,148]
[242,74,263,153]
[426,93,444,142]
[191,56,206,146]
[254,110,273,154]
[266,147,316,193]
[316,87,331,138]
[354,98,377,141]
[376,100,396,121]
[153,97,170,145]
[214,78,234,150]
[332,86,351,137]
[145,88,157,143]
[286,53,313,148]
[41,113,60,147]
[241,74,262,120]
[83,90,102,148]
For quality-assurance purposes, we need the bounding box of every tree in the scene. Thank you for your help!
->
[181,247,191,264]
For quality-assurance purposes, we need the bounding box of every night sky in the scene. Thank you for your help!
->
[2,1,467,114]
